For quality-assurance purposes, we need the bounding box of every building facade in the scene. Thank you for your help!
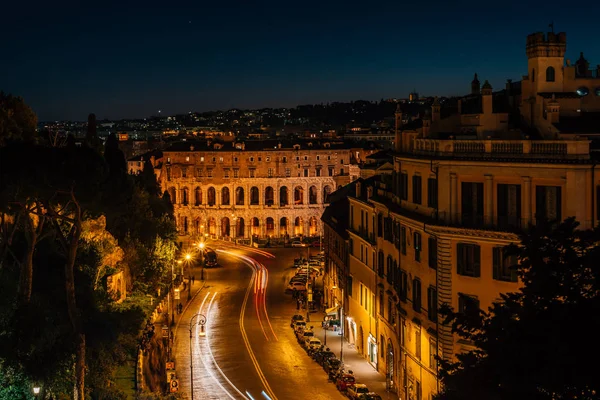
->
[157,139,374,242]
[323,30,600,400]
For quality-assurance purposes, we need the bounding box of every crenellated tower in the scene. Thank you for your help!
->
[526,31,566,94]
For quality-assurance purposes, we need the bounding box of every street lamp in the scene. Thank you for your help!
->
[189,313,207,400]
[33,386,40,398]
[199,242,205,281]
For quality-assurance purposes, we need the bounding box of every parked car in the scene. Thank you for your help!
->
[347,384,370,399]
[335,373,356,391]
[290,314,304,328]
[298,330,314,343]
[292,240,305,247]
[307,337,321,350]
[323,358,342,374]
[293,321,306,332]
[358,393,383,400]
[315,350,336,366]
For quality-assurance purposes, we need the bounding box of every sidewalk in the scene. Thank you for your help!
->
[309,312,399,400]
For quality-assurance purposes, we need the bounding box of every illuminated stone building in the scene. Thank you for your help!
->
[324,30,600,400]
[158,139,375,241]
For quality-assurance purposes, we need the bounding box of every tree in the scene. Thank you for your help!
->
[435,218,600,400]
[0,92,37,145]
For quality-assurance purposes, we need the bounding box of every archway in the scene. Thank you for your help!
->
[309,185,318,204]
[280,217,289,237]
[168,187,177,204]
[236,217,245,238]
[251,217,260,236]
[265,186,274,206]
[236,187,245,205]
[181,187,189,205]
[194,187,202,206]
[279,186,289,206]
[207,187,216,206]
[309,216,318,236]
[208,217,216,235]
[294,186,304,205]
[266,217,274,236]
[221,187,230,206]
[250,186,259,205]
[294,217,303,236]
[221,217,230,237]
[323,185,332,203]
[387,339,395,391]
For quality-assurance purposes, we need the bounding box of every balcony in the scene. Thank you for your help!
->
[412,138,590,160]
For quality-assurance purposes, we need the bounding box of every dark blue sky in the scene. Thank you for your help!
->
[2,0,598,121]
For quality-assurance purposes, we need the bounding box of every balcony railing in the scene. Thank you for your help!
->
[412,139,590,159]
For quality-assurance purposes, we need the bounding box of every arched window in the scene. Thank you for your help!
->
[236,218,245,238]
[294,217,303,236]
[265,186,274,206]
[294,186,304,205]
[309,186,318,204]
[250,186,259,205]
[236,187,245,205]
[194,187,202,206]
[221,187,230,206]
[323,185,332,204]
[266,217,275,235]
[221,217,230,236]
[181,187,189,205]
[280,186,289,206]
[546,66,555,82]
[531,68,535,82]
[251,217,260,236]
[280,217,289,236]
[207,187,216,206]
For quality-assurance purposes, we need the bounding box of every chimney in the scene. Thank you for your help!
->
[355,181,362,198]
[367,186,373,199]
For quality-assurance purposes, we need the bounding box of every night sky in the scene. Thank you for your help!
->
[2,0,598,121]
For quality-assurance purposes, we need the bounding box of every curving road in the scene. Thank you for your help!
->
[173,243,345,400]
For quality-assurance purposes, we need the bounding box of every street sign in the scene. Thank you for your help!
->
[170,379,179,393]
[166,361,175,370]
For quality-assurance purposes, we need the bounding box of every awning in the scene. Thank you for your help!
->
[326,306,339,316]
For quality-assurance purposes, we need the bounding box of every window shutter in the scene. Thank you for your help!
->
[492,247,500,280]
[474,246,481,277]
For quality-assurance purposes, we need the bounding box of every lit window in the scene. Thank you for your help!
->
[316,155,320,160]
[186,156,190,162]
[200,157,204,162]
[268,168,273,177]
[219,157,223,162]
[266,156,271,162]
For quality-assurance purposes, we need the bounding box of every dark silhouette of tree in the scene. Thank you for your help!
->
[435,218,600,400]
[139,159,160,196]
[0,92,37,145]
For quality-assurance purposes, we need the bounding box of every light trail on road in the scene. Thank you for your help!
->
[219,249,279,400]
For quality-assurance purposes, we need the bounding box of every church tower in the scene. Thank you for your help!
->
[471,73,480,95]
[526,31,566,95]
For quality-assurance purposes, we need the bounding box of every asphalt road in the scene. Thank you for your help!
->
[173,243,347,400]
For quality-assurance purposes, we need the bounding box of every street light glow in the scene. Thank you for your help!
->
[185,253,192,260]
[33,387,40,395]
[199,242,205,249]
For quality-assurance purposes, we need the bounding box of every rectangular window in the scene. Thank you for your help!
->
[412,175,422,204]
[200,156,204,162]
[379,291,384,316]
[316,169,321,177]
[166,166,171,181]
[412,279,421,312]
[399,270,408,302]
[400,173,408,200]
[457,243,481,277]
[219,156,223,162]
[304,169,309,177]
[212,157,216,162]
[328,167,334,176]
[207,169,213,178]
[266,156,270,162]
[185,156,190,162]
[535,186,562,224]
[401,227,407,255]
[414,232,422,262]
[224,169,230,178]
[416,381,422,400]
[493,247,518,282]
[427,287,437,322]
[461,182,484,227]
[258,157,262,162]
[347,276,353,297]
[429,338,438,370]
[497,184,521,229]
[458,293,480,314]
[196,168,202,178]
[428,237,437,269]
[233,169,239,178]
[268,168,273,177]
[427,178,438,208]
[285,168,291,177]
[249,169,255,178]
[182,167,187,178]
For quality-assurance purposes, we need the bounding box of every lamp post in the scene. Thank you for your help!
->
[189,313,207,400]
[199,242,205,281]
[33,386,40,398]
